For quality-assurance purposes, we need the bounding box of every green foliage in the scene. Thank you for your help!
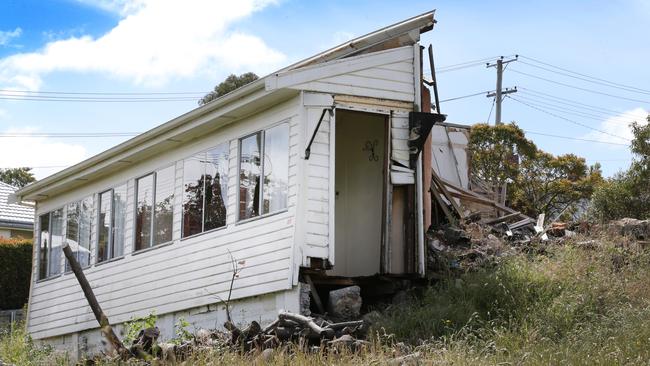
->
[468,123,537,186]
[376,235,650,364]
[590,116,650,221]
[199,72,259,106]
[0,321,56,365]
[123,311,157,346]
[171,317,193,345]
[469,123,602,219]
[0,238,33,309]
[0,168,36,188]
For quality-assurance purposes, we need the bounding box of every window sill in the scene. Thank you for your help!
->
[132,240,174,256]
[95,255,125,267]
[236,208,288,226]
[180,225,227,242]
[35,273,62,283]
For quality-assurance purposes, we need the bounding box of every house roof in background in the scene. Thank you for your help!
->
[0,182,34,229]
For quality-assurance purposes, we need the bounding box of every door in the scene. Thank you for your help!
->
[332,110,386,277]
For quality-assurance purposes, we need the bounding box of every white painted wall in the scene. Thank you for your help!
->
[28,96,302,340]
[430,125,470,188]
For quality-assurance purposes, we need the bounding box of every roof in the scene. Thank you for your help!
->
[15,10,436,202]
[0,182,34,229]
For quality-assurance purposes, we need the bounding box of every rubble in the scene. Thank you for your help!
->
[609,218,650,240]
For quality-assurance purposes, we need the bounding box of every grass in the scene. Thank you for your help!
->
[3,232,650,365]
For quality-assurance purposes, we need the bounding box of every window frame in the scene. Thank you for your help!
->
[133,165,175,252]
[37,207,64,281]
[236,121,290,223]
[181,142,230,239]
[97,189,114,263]
[65,196,93,271]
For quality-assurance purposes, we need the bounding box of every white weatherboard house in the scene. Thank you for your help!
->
[14,11,457,357]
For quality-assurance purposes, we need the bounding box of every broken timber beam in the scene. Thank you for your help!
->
[303,274,326,314]
[431,170,464,219]
[483,211,522,225]
[62,244,129,359]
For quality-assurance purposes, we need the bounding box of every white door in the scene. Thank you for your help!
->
[332,110,386,277]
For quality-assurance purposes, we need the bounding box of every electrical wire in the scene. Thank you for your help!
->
[522,130,629,146]
[439,90,490,103]
[519,55,650,95]
[509,69,650,104]
[513,94,640,124]
[518,87,640,116]
[507,95,631,142]
[0,132,140,138]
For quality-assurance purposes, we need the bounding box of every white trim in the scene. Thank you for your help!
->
[328,108,336,266]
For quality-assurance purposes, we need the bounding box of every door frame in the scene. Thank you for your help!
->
[330,105,390,276]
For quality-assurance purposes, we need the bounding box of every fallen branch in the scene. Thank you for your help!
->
[62,244,129,359]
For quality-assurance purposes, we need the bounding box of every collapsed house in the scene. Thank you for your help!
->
[12,10,508,358]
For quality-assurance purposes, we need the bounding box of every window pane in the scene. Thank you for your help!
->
[182,154,205,237]
[136,174,154,250]
[48,208,63,277]
[154,166,175,245]
[98,190,112,262]
[205,144,229,230]
[263,123,289,214]
[38,214,49,280]
[78,196,93,267]
[112,184,127,258]
[65,202,79,272]
[239,133,262,220]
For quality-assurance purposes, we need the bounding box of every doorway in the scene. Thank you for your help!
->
[331,110,387,277]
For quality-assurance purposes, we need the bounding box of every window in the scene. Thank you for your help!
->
[97,184,126,262]
[65,196,93,270]
[238,123,289,220]
[182,143,229,237]
[38,208,63,279]
[135,166,175,250]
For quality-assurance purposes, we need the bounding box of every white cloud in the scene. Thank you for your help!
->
[0,28,22,47]
[584,107,649,147]
[0,128,87,179]
[0,0,284,90]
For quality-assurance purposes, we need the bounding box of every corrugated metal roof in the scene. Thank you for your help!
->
[0,182,34,226]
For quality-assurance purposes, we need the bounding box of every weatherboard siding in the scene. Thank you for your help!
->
[27,97,301,340]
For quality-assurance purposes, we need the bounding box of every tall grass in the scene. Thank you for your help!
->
[376,234,650,364]
[3,234,650,365]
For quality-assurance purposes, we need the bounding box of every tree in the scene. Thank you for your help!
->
[0,167,36,188]
[199,72,259,106]
[469,123,602,219]
[510,152,602,219]
[590,116,650,221]
[468,123,537,187]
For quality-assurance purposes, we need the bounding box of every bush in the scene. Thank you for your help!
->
[590,171,650,221]
[0,238,33,310]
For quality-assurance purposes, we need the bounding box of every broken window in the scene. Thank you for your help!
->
[135,166,175,251]
[238,122,289,221]
[182,142,229,237]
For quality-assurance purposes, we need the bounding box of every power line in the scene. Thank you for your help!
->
[0,96,198,102]
[519,55,650,95]
[518,87,641,116]
[439,90,490,103]
[522,130,629,146]
[509,68,650,104]
[0,132,140,138]
[507,95,631,142]
[0,89,206,96]
[513,94,640,124]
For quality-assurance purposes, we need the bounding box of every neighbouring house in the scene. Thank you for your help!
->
[13,10,469,358]
[0,182,34,239]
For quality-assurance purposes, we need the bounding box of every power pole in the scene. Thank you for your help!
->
[486,55,518,125]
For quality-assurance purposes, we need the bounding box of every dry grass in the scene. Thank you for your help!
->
[3,232,650,365]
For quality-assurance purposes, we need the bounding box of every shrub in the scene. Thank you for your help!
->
[0,238,32,310]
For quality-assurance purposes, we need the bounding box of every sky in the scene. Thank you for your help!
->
[0,0,648,179]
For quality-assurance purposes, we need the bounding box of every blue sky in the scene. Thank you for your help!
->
[0,0,648,179]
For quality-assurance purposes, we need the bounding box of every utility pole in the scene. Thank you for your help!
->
[486,55,518,125]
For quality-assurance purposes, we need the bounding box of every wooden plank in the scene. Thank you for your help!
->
[483,211,521,225]
[303,275,325,314]
[431,170,464,219]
